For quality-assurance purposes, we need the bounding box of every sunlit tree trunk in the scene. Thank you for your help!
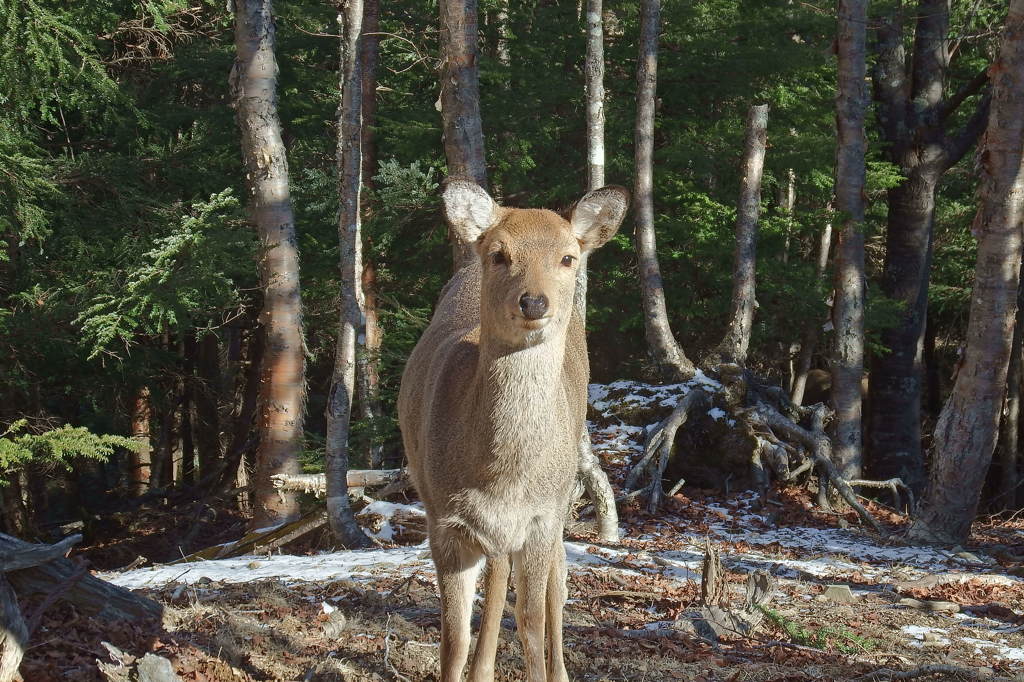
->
[359,260,385,468]
[713,103,768,367]
[439,0,488,269]
[908,1,1024,544]
[831,0,868,482]
[634,0,695,382]
[356,0,386,470]
[325,0,372,548]
[584,0,605,192]
[129,385,152,495]
[231,0,304,525]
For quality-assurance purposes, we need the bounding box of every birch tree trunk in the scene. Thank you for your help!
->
[231,0,304,525]
[439,0,488,269]
[584,0,605,192]
[868,1,991,493]
[571,0,619,542]
[908,0,1024,544]
[326,0,372,548]
[634,0,695,382]
[831,0,868,482]
[712,103,768,367]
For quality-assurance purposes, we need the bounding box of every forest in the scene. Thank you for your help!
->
[1,0,1024,680]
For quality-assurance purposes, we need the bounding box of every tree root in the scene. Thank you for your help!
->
[624,388,709,513]
[623,367,911,536]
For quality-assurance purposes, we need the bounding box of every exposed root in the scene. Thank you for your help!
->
[624,388,709,513]
[623,366,911,536]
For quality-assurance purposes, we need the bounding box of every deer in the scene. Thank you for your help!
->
[397,178,628,682]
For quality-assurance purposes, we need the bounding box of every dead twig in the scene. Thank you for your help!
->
[383,614,413,682]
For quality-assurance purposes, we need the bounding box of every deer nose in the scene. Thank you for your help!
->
[519,293,549,320]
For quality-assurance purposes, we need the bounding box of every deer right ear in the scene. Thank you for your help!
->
[441,178,498,244]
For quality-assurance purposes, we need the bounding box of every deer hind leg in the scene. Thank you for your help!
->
[544,540,569,682]
[432,533,485,682]
[468,555,511,682]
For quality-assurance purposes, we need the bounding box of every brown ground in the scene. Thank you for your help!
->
[19,495,1024,682]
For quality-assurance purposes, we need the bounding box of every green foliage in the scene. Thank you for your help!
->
[0,419,136,477]
[75,189,250,360]
[757,605,875,654]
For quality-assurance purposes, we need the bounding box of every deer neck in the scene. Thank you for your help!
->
[474,330,567,460]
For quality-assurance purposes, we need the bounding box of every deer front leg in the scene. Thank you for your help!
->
[513,527,564,682]
[432,532,485,682]
[468,554,511,682]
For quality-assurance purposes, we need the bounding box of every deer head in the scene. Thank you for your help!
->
[442,179,629,349]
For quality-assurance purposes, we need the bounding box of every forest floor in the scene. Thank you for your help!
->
[21,381,1024,681]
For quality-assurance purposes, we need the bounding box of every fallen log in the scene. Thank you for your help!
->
[0,533,162,682]
[0,533,161,622]
[270,469,404,495]
[172,508,329,563]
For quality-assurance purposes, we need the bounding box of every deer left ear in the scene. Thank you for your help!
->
[569,186,630,253]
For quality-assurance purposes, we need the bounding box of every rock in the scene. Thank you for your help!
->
[136,654,182,682]
[821,585,856,603]
[897,597,960,614]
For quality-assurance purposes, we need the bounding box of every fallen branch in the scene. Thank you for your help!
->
[173,508,329,563]
[0,533,81,572]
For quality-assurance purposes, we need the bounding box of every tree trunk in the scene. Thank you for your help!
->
[129,385,152,495]
[358,259,385,469]
[831,0,868,482]
[439,0,488,269]
[868,0,991,494]
[713,103,769,367]
[584,0,605,191]
[216,322,264,496]
[997,272,1023,511]
[867,172,936,493]
[180,336,196,486]
[193,330,222,480]
[359,0,380,187]
[231,0,304,526]
[908,1,1024,544]
[633,0,695,382]
[790,212,833,405]
[326,0,372,548]
[779,168,795,264]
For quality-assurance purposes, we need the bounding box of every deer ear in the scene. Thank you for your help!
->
[570,185,630,253]
[441,178,498,244]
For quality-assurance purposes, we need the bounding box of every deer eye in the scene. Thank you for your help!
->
[560,255,575,267]
[491,251,507,266]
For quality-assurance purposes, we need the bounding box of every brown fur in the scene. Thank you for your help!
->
[398,180,627,681]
